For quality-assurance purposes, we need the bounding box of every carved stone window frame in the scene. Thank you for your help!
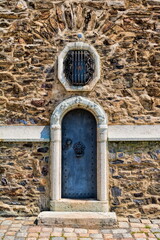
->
[58,42,100,91]
[50,96,109,211]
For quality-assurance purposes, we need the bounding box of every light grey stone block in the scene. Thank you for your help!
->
[37,211,117,229]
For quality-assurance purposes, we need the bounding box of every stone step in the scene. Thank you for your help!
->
[37,211,117,229]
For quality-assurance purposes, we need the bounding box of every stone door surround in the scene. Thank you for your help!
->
[50,96,109,212]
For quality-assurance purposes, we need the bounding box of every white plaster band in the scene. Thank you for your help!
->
[108,125,160,141]
[0,125,160,142]
[0,126,50,142]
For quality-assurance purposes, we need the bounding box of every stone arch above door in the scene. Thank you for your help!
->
[50,96,109,212]
[51,96,107,126]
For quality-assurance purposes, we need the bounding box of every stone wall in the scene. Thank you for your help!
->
[0,0,160,125]
[0,142,50,216]
[109,141,160,218]
[0,141,159,217]
[0,0,160,218]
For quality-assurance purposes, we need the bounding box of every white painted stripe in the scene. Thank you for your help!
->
[0,125,160,142]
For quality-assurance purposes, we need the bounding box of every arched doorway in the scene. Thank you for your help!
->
[62,109,97,199]
[50,96,109,212]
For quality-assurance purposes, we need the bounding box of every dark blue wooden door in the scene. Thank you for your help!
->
[62,109,97,199]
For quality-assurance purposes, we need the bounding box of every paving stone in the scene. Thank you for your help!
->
[26,238,37,240]
[3,237,15,240]
[113,233,123,238]
[53,228,63,232]
[103,233,113,238]
[122,238,134,240]
[20,226,29,231]
[119,222,130,228]
[89,233,103,238]
[17,232,28,237]
[131,228,141,232]
[148,232,156,238]
[123,233,133,238]
[141,219,151,224]
[51,232,62,237]
[112,229,128,233]
[39,232,51,237]
[0,226,8,230]
[155,233,160,238]
[134,238,147,240]
[133,233,146,238]
[140,228,150,233]
[63,233,77,237]
[88,230,99,233]
[8,228,20,232]
[129,219,141,223]
[78,238,91,240]
[1,221,13,226]
[151,228,160,233]
[130,223,145,228]
[78,233,90,237]
[92,239,103,240]
[41,227,53,232]
[148,224,159,228]
[23,221,33,226]
[11,224,22,228]
[66,238,78,240]
[151,220,160,224]
[64,228,74,232]
[28,226,42,232]
[75,228,88,234]
[38,238,50,240]
[14,238,26,240]
[50,237,65,240]
[5,231,16,236]
[27,232,39,237]
[101,229,111,234]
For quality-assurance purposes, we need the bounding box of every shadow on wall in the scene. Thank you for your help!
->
[40,126,50,140]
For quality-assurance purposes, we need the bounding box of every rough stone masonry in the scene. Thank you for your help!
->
[0,0,160,218]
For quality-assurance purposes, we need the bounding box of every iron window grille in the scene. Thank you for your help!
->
[63,50,95,86]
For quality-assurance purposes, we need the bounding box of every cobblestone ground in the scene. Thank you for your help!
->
[0,217,160,240]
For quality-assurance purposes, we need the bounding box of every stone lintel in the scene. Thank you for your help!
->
[37,211,117,228]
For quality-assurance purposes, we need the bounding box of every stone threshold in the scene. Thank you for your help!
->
[37,211,117,229]
[50,199,109,212]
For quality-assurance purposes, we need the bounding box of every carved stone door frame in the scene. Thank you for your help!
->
[50,96,109,211]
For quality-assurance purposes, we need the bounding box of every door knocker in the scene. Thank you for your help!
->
[73,142,85,158]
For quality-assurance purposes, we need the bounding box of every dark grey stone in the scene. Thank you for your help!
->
[37,147,49,153]
[111,159,124,164]
[37,186,45,192]
[111,187,121,197]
